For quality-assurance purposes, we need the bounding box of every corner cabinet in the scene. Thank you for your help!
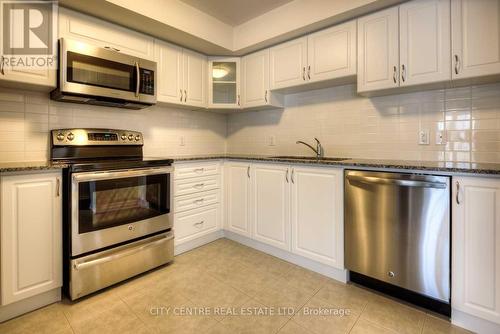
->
[451,0,500,80]
[291,167,343,268]
[0,171,62,306]
[452,176,500,325]
[208,57,241,109]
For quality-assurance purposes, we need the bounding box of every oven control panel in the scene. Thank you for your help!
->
[51,129,143,146]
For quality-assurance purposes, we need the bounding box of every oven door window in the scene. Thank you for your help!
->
[78,174,169,233]
[67,51,136,92]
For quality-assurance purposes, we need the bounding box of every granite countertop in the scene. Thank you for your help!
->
[171,154,500,175]
[0,161,69,173]
[2,155,500,175]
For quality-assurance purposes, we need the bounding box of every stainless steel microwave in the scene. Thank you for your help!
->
[51,38,156,109]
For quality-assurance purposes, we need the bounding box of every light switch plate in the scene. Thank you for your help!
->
[418,130,430,145]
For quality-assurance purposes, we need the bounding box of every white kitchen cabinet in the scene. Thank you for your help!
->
[307,21,357,83]
[399,0,451,86]
[175,205,220,244]
[0,171,62,306]
[452,176,500,325]
[252,164,290,250]
[357,6,400,92]
[270,37,308,90]
[241,49,284,109]
[155,41,207,108]
[451,0,500,80]
[209,57,241,109]
[225,162,252,237]
[290,167,343,268]
[59,8,154,60]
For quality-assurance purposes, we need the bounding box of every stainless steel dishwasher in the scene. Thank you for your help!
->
[345,170,450,308]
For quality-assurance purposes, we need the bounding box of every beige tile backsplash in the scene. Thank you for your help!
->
[1,82,500,163]
[0,88,226,162]
[227,83,500,163]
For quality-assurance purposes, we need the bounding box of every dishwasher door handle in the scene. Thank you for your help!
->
[346,175,447,189]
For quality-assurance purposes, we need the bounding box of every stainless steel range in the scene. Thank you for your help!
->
[51,128,173,300]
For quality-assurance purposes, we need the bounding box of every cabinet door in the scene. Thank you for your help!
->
[1,172,62,306]
[307,20,357,83]
[270,37,308,90]
[400,0,451,86]
[209,57,241,109]
[357,7,400,93]
[252,164,290,250]
[58,8,154,60]
[155,40,184,104]
[242,50,269,108]
[225,162,251,237]
[291,167,343,268]
[183,49,207,108]
[451,0,500,79]
[452,176,500,325]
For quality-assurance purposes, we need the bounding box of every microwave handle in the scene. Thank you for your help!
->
[135,61,140,97]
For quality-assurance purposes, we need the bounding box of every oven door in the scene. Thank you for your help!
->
[71,167,172,256]
[60,38,156,104]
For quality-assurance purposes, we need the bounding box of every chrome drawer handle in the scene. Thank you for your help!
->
[194,198,204,204]
[193,183,205,188]
[194,221,204,227]
[194,168,204,173]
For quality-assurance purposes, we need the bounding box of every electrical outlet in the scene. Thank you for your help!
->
[268,135,276,146]
[180,136,185,146]
[418,130,430,145]
[435,131,445,145]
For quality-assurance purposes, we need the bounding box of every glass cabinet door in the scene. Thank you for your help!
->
[209,58,240,108]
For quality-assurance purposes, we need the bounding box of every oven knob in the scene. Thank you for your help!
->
[56,133,65,141]
[67,132,75,141]
[121,134,127,141]
[128,134,134,141]
[135,135,141,141]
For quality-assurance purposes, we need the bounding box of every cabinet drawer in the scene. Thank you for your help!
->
[174,163,220,180]
[174,205,219,242]
[174,190,220,213]
[174,175,220,196]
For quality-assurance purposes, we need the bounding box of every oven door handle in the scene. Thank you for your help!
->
[73,233,173,271]
[135,61,140,97]
[73,166,173,182]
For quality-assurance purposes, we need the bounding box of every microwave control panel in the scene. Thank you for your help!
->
[140,69,155,95]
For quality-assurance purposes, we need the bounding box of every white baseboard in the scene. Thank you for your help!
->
[224,230,348,283]
[452,309,500,334]
[174,230,224,255]
[0,288,61,323]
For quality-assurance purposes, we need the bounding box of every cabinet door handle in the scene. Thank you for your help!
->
[180,89,183,102]
[184,90,187,102]
[454,55,460,75]
[237,94,240,106]
[247,165,250,178]
[401,64,406,82]
[393,66,397,84]
[0,56,4,75]
[264,90,268,103]
[302,67,306,81]
[104,46,120,52]
[56,178,60,197]
[286,169,289,183]
[291,168,295,184]
[456,181,460,205]
[307,65,311,80]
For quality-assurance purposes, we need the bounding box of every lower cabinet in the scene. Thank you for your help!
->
[452,176,500,325]
[252,164,290,250]
[225,162,252,237]
[291,167,343,268]
[0,171,62,306]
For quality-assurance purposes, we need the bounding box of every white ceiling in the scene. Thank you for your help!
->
[180,0,294,26]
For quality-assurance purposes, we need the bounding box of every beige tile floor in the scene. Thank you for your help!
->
[0,238,473,334]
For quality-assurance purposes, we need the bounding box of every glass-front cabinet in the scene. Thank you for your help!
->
[208,57,240,109]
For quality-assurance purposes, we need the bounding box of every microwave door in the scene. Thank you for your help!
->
[60,39,140,102]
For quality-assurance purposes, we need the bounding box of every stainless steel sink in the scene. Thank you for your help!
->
[270,156,351,162]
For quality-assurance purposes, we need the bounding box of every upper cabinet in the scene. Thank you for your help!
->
[59,8,154,60]
[307,21,357,84]
[358,0,451,93]
[155,40,207,108]
[270,21,357,92]
[241,49,284,110]
[451,0,500,80]
[208,57,241,109]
